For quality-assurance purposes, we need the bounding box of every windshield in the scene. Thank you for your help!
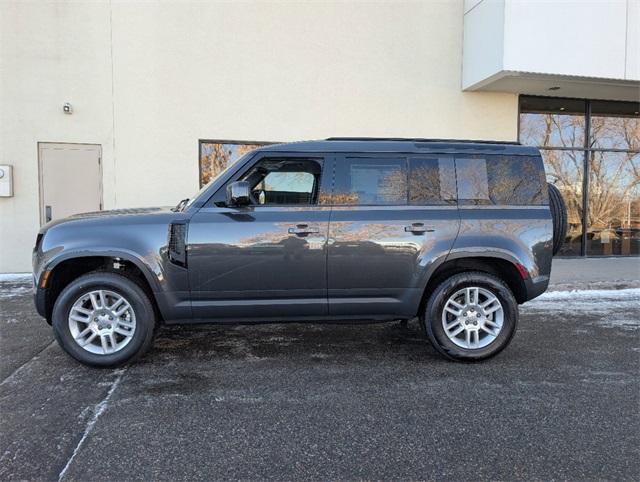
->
[185,151,253,209]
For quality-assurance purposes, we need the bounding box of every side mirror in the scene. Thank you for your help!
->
[226,181,251,207]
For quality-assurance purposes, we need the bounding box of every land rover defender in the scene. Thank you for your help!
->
[33,139,567,366]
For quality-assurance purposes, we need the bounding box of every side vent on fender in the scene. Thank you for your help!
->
[168,222,187,267]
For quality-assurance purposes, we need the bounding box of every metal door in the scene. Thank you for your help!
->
[38,143,102,224]
[327,154,460,317]
[187,153,332,320]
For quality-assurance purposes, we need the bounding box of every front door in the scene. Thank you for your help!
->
[187,154,332,320]
[327,154,460,318]
[38,143,102,224]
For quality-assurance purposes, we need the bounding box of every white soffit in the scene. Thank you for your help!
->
[463,0,640,102]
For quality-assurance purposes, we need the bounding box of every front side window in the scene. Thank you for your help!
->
[334,157,407,205]
[240,158,322,205]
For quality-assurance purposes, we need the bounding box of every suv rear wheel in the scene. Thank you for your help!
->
[422,271,518,361]
[52,272,156,367]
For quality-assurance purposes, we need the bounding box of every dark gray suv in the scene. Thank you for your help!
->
[33,138,567,367]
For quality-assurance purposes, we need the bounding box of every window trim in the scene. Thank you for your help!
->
[242,158,324,207]
[205,152,330,208]
[333,154,409,207]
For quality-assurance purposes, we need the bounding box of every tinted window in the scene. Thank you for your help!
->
[409,157,456,205]
[334,157,407,205]
[241,158,322,205]
[456,156,547,205]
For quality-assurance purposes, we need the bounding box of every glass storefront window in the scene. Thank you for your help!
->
[590,100,640,151]
[520,96,640,257]
[541,149,584,256]
[519,97,585,148]
[586,152,640,256]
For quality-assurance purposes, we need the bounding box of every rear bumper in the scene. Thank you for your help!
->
[523,274,550,302]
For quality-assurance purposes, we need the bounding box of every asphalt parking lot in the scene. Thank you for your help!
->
[1,278,639,481]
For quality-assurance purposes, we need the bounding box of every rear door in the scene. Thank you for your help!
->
[327,154,460,318]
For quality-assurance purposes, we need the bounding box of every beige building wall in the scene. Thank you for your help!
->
[0,0,518,273]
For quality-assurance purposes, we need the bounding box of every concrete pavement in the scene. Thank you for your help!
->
[0,276,638,480]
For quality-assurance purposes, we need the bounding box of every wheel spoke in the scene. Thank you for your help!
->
[114,326,132,337]
[75,326,92,340]
[485,319,500,328]
[73,306,93,316]
[89,292,101,310]
[449,324,465,337]
[110,296,125,311]
[70,314,91,323]
[465,287,478,305]
[445,319,461,331]
[117,319,134,329]
[114,304,130,317]
[480,324,498,337]
[444,304,462,316]
[99,290,108,309]
[78,331,98,347]
[483,300,501,315]
[100,334,110,353]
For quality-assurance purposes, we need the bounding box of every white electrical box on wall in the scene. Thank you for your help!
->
[0,165,14,197]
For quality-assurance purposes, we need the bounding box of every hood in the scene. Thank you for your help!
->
[39,206,176,233]
[69,207,169,219]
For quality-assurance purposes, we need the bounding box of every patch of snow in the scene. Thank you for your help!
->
[536,288,640,301]
[592,318,640,330]
[0,286,32,299]
[0,273,31,282]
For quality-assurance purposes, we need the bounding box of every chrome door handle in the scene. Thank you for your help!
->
[288,224,320,235]
[404,223,435,234]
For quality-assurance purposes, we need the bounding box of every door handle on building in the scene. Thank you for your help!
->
[404,223,435,234]
[45,205,52,223]
[288,224,320,235]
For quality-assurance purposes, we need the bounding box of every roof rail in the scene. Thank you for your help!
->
[325,137,521,145]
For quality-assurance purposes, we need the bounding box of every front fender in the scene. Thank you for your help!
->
[44,248,163,293]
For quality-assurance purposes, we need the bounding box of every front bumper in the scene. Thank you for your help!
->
[33,285,49,321]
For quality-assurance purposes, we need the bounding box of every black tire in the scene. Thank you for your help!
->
[548,182,568,256]
[52,272,156,367]
[422,271,518,362]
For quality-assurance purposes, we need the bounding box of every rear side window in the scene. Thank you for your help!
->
[456,155,547,205]
[334,157,407,205]
[409,157,457,205]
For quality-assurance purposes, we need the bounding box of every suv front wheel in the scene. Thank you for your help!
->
[423,271,518,361]
[52,272,156,367]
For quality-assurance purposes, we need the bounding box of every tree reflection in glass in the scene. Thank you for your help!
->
[541,150,584,256]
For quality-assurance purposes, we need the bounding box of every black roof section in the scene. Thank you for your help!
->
[326,137,521,145]
[254,138,538,156]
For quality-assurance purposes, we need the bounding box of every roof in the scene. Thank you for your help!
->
[253,138,540,156]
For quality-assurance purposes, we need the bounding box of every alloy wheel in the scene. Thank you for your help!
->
[441,286,504,349]
[67,289,137,355]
